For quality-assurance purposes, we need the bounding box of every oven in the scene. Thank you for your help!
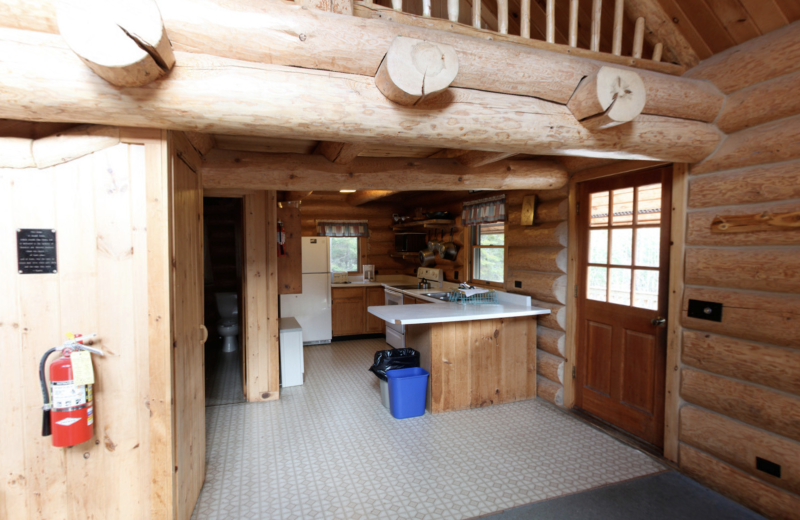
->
[384,288,405,348]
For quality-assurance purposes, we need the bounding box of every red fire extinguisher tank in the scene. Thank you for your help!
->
[49,350,94,447]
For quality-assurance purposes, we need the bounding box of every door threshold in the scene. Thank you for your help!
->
[567,408,677,469]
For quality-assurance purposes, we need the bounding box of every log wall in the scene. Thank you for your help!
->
[0,137,167,520]
[677,34,800,519]
[298,195,406,276]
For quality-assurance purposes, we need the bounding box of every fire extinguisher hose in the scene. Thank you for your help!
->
[39,347,56,437]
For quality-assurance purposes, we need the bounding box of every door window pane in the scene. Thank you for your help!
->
[589,229,608,264]
[590,191,610,227]
[612,188,634,226]
[636,227,660,267]
[634,270,659,310]
[473,248,504,283]
[637,184,662,224]
[609,268,631,305]
[610,228,632,266]
[587,266,607,302]
[330,237,359,273]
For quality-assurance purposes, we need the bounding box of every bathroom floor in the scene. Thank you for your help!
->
[205,337,246,407]
[191,338,667,520]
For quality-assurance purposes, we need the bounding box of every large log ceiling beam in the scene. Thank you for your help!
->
[624,0,701,67]
[567,66,646,130]
[313,141,368,164]
[56,0,175,87]
[346,190,398,206]
[200,151,569,192]
[428,149,519,166]
[0,0,724,123]
[375,36,458,106]
[0,30,722,162]
[184,131,215,156]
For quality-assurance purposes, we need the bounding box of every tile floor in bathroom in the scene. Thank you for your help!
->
[192,338,665,520]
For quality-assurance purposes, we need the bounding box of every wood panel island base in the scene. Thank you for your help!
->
[408,317,539,414]
[369,299,548,414]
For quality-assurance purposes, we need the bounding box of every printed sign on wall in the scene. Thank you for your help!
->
[17,229,57,274]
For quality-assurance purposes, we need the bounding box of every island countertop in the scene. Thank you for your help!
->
[367,301,550,325]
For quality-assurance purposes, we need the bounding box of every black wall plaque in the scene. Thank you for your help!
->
[687,299,723,322]
[17,229,57,274]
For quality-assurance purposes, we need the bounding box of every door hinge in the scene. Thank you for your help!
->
[572,366,576,379]
[576,201,580,215]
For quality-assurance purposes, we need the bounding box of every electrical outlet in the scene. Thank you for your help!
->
[515,280,522,288]
[756,457,781,478]
[687,299,723,322]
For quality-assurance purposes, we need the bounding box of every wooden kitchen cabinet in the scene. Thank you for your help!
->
[403,295,416,305]
[365,287,385,333]
[332,287,365,336]
[414,298,433,304]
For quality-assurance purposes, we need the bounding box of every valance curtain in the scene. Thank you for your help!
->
[316,220,369,237]
[462,195,507,226]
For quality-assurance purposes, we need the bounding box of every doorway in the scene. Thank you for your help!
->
[203,197,246,406]
[575,166,672,448]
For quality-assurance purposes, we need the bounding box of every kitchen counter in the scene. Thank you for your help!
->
[368,301,550,324]
[330,281,385,288]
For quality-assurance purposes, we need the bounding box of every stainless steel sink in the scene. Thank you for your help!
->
[420,292,451,302]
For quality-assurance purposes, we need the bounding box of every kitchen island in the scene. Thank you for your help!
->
[369,296,550,414]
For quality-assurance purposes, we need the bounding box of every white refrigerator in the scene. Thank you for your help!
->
[279,237,332,344]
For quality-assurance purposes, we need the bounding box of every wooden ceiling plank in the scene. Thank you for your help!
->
[738,0,790,34]
[702,0,762,46]
[213,135,317,155]
[774,0,800,22]
[626,0,709,64]
[346,190,398,206]
[672,0,737,54]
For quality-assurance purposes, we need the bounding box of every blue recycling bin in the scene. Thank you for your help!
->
[386,367,429,419]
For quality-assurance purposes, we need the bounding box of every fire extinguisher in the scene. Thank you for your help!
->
[39,333,104,447]
[277,221,286,257]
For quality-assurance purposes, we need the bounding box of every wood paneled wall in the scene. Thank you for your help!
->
[505,188,569,407]
[298,195,406,276]
[676,35,800,519]
[0,136,166,520]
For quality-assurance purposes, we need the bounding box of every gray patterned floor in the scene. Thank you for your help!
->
[205,347,246,407]
[192,338,665,520]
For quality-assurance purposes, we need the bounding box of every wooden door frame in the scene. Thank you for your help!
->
[563,161,686,463]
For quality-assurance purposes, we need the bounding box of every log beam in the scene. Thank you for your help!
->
[0,124,119,168]
[374,36,458,106]
[0,30,723,162]
[346,190,397,206]
[285,191,313,201]
[56,0,175,87]
[200,151,569,191]
[567,66,646,130]
[184,131,215,156]
[313,141,367,164]
[0,0,726,123]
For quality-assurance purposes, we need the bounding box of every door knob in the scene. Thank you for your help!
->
[651,317,666,327]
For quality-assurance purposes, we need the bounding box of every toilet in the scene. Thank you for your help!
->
[215,292,239,352]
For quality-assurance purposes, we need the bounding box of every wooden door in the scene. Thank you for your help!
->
[171,147,206,520]
[364,287,386,333]
[575,167,672,448]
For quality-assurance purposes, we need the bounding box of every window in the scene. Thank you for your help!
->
[471,223,505,284]
[587,183,662,309]
[330,237,360,273]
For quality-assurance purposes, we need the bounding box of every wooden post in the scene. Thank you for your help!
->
[653,42,663,62]
[569,0,579,47]
[56,0,175,87]
[374,36,459,106]
[633,17,645,59]
[472,0,482,28]
[520,0,530,38]
[546,0,555,44]
[447,0,458,22]
[612,0,624,56]
[591,0,602,52]
[498,0,509,35]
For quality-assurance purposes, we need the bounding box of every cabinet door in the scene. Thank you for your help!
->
[414,298,433,304]
[365,287,385,333]
[403,295,416,305]
[332,287,365,336]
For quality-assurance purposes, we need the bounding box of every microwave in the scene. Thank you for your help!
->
[395,233,427,252]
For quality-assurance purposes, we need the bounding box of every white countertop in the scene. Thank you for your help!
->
[368,295,550,325]
[330,281,385,288]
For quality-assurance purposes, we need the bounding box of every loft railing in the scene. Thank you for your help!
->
[355,0,672,72]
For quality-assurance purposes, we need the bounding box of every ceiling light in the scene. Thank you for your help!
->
[340,189,356,193]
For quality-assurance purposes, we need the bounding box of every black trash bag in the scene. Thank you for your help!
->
[369,348,420,381]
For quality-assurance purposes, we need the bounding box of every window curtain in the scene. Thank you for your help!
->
[316,220,369,237]
[462,195,507,226]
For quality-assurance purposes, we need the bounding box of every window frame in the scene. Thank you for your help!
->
[329,236,361,275]
[468,223,506,288]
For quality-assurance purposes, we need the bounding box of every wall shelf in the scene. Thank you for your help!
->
[391,218,455,230]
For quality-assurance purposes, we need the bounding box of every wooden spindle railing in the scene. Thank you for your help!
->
[353,0,671,68]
